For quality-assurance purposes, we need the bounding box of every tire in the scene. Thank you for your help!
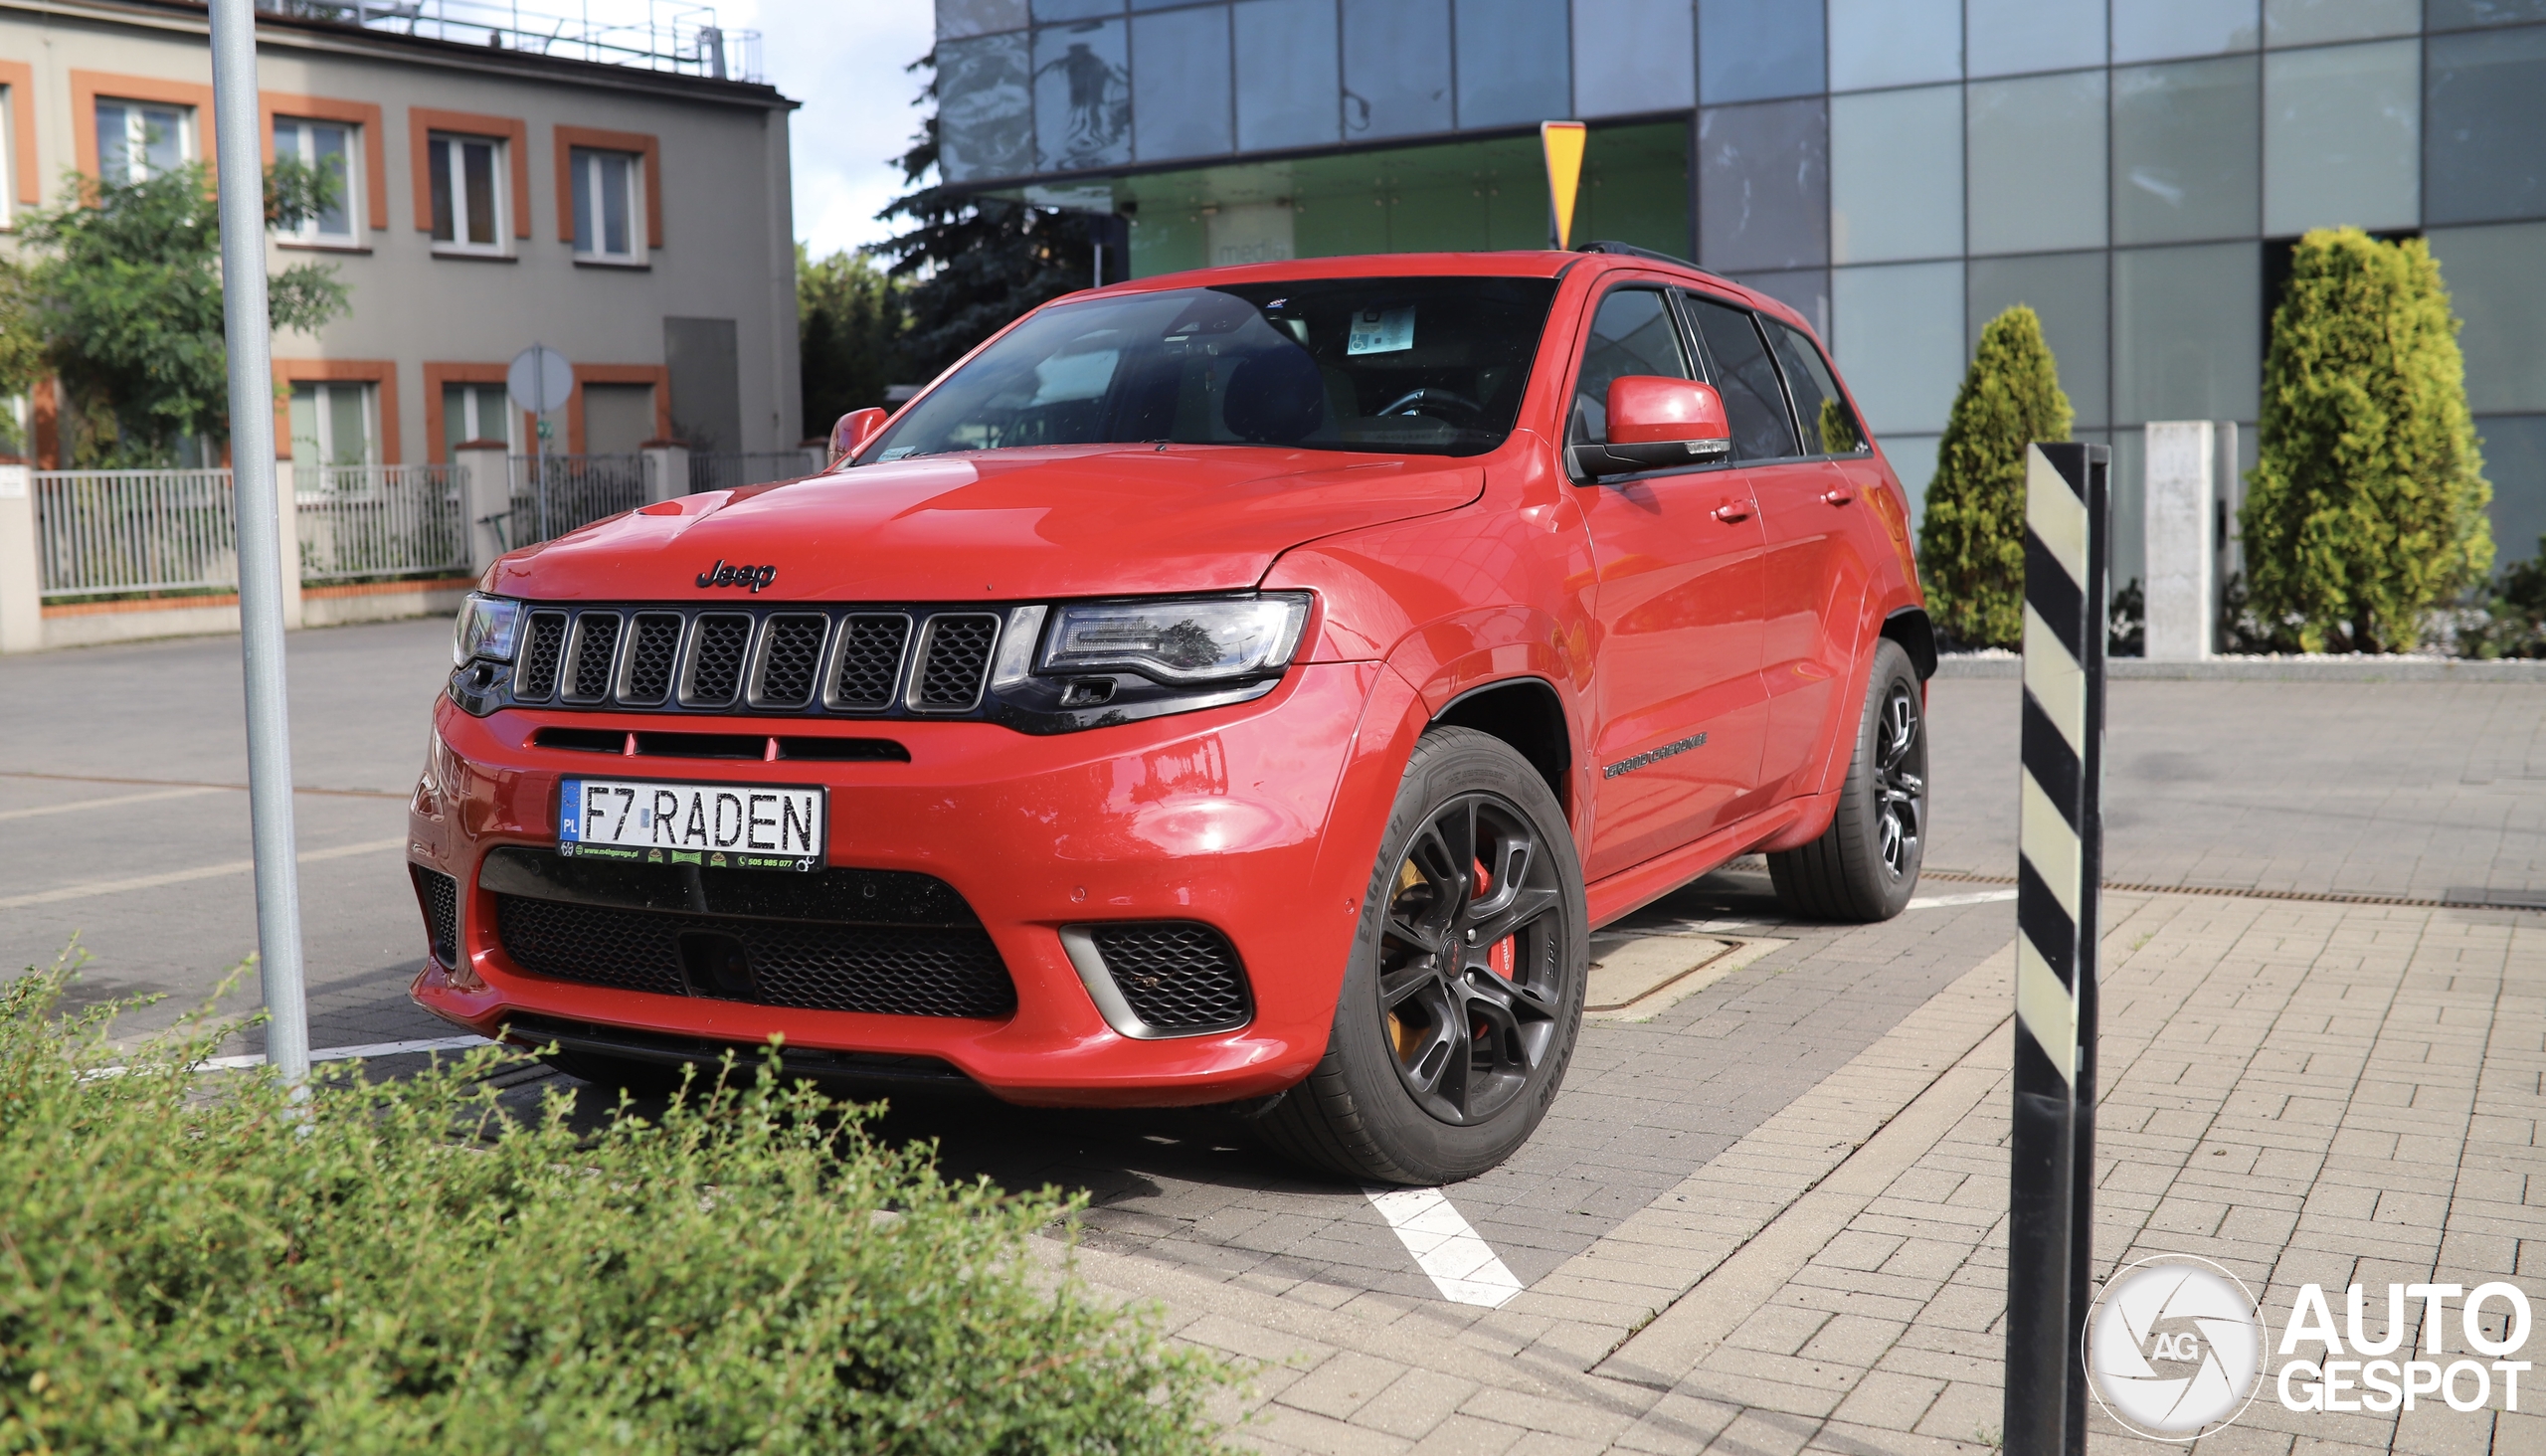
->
[1257,728,1588,1185]
[1767,638,1927,922]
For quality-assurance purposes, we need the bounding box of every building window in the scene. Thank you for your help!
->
[289,381,376,479]
[428,133,505,252]
[569,147,642,262]
[443,381,516,454]
[273,117,358,244]
[97,99,191,185]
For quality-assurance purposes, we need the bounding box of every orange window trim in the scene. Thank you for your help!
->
[260,93,389,232]
[552,124,663,249]
[423,362,513,462]
[0,62,37,207]
[408,107,531,239]
[71,71,220,185]
[567,363,672,455]
[271,359,402,463]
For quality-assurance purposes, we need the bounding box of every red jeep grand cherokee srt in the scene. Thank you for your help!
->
[411,247,1932,1183]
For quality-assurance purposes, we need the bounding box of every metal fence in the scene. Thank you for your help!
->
[501,455,647,549]
[35,468,241,599]
[295,463,470,584]
[683,448,827,495]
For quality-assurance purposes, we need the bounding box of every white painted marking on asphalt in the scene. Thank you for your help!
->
[0,837,408,910]
[91,1035,495,1078]
[0,786,228,821]
[1364,1186,1525,1308]
[1906,888,2020,910]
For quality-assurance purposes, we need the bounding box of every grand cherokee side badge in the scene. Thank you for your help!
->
[696,560,777,592]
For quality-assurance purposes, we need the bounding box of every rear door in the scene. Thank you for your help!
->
[1573,283,1767,881]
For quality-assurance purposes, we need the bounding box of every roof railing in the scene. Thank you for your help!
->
[253,0,765,85]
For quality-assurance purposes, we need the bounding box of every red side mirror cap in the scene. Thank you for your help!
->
[1574,377,1733,478]
[828,407,888,468]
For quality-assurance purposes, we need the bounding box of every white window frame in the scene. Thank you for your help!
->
[444,381,518,453]
[569,146,645,264]
[427,131,508,256]
[289,380,379,495]
[0,86,14,229]
[96,98,194,186]
[272,115,361,246]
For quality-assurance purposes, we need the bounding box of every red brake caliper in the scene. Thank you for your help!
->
[1472,859,1516,980]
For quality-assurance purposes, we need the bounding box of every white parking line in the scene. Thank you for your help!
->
[0,786,229,821]
[1906,888,2019,910]
[92,1035,495,1078]
[1364,1185,1525,1308]
[0,837,408,910]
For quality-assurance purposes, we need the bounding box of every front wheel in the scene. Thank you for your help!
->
[1257,728,1588,1185]
[1767,637,1927,921]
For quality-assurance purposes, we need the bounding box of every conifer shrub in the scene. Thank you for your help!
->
[1915,306,2074,648]
[2243,228,2493,651]
[0,964,1226,1455]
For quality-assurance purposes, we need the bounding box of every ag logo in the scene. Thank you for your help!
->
[2087,1255,2270,1441]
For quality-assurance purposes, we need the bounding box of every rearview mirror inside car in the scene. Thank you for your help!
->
[828,407,889,467]
[1572,376,1732,478]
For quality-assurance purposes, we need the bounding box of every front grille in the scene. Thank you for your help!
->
[1090,922,1252,1032]
[623,613,683,704]
[565,613,622,702]
[495,896,1016,1018]
[685,614,754,706]
[829,614,911,710]
[412,865,460,966]
[516,612,567,699]
[753,614,827,707]
[916,614,1000,711]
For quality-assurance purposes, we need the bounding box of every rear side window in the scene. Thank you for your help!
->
[1569,287,1691,447]
[1681,293,1801,462]
[1768,322,1867,456]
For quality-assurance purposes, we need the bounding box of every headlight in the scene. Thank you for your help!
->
[1038,595,1310,684]
[452,593,523,666]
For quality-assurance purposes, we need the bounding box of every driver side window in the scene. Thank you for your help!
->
[1569,287,1690,447]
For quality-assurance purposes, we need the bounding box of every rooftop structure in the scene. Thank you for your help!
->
[253,0,764,84]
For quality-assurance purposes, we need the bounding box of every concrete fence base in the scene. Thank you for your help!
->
[30,576,473,650]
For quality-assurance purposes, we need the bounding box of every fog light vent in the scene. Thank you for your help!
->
[1060,921,1252,1038]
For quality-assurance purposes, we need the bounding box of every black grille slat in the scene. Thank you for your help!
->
[566,614,623,702]
[684,615,753,706]
[828,614,911,711]
[495,895,1017,1018]
[915,614,1000,711]
[412,865,460,967]
[622,613,684,704]
[754,615,828,707]
[1091,923,1252,1032]
[516,612,567,700]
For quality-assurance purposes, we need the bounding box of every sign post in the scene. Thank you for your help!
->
[207,0,310,1085]
[2005,441,2107,1456]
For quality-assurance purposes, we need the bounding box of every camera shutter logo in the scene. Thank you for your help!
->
[2087,1255,2271,1440]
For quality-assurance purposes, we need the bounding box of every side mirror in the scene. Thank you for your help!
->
[1572,376,1732,478]
[827,407,889,468]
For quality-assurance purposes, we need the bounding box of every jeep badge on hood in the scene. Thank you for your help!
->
[696,560,777,592]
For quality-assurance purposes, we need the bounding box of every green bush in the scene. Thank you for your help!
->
[1916,305,2074,649]
[2452,536,2546,658]
[2242,228,2493,652]
[0,965,1225,1454]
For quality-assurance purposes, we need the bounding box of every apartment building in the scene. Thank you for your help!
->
[0,0,803,469]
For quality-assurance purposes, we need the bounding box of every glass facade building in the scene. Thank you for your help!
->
[934,0,2546,575]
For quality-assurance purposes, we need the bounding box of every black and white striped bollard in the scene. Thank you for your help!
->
[2004,441,2107,1456]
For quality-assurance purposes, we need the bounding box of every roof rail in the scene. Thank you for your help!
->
[1575,241,1697,269]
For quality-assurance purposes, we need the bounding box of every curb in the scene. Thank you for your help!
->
[1934,654,2546,682]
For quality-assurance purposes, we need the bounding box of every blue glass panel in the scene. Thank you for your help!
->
[1033,0,1121,20]
[1235,0,1339,150]
[2430,223,2546,415]
[1455,0,1571,128]
[1968,70,2106,255]
[2113,242,2259,426]
[1701,0,1824,104]
[1573,0,1695,117]
[940,0,1028,39]
[1830,85,1960,264]
[1343,0,1453,139]
[1698,98,1827,273]
[1130,6,1231,162]
[2263,39,2418,236]
[2477,415,2546,566]
[1965,0,2102,78]
[2112,56,2261,245]
[1831,262,1963,435]
[2264,0,2416,46]
[1730,269,1830,341]
[1829,0,1961,92]
[2429,0,2546,30]
[2111,0,2259,63]
[939,32,1034,182]
[1032,19,1132,172]
[1968,251,2108,427]
[2426,25,2546,227]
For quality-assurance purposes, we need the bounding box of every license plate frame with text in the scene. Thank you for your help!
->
[558,777,826,872]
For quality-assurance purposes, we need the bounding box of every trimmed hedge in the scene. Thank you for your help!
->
[1916,305,2074,649]
[0,967,1226,1454]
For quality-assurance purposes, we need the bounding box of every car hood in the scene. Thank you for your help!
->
[486,446,1483,603]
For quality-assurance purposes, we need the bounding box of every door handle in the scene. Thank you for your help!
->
[1714,501,1751,524]
[1822,487,1856,506]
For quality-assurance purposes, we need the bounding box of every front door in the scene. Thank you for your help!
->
[1572,284,1768,881]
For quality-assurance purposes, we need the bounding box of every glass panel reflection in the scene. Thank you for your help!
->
[1699,98,1828,273]
[1831,86,1961,264]
[1131,7,1231,161]
[1965,0,2103,78]
[940,33,1034,182]
[2263,39,2419,237]
[1701,0,1824,103]
[2430,223,2546,415]
[1342,0,1452,139]
[1968,252,2109,427]
[1831,261,1963,435]
[2112,0,2260,63]
[2113,242,2259,426]
[2425,25,2546,227]
[2113,56,2261,245]
[1455,0,1571,127]
[1032,20,1131,172]
[1968,71,2106,256]
[1829,0,1961,91]
[1573,0,1696,116]
[1235,0,1339,151]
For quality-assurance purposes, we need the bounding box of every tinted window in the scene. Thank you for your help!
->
[1769,323,1866,455]
[862,276,1559,461]
[1569,288,1690,447]
[1683,295,1801,460]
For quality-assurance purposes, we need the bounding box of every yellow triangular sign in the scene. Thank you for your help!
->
[1542,121,1587,251]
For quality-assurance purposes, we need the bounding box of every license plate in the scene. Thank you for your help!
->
[558,778,825,872]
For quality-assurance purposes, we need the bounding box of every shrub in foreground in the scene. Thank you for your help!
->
[0,968,1224,1454]
[1917,305,2074,649]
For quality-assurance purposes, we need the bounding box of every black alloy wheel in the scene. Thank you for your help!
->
[1872,678,1925,881]
[1767,637,1928,921]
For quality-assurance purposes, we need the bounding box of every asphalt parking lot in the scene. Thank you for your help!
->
[2,620,2540,1308]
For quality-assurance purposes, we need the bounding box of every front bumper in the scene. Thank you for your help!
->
[408,660,1396,1106]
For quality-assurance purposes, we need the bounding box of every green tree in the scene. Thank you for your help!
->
[868,52,1100,385]
[2242,228,2492,652]
[1916,305,2074,648]
[799,243,907,434]
[16,161,349,466]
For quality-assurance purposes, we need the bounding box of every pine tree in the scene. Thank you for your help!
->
[798,245,906,435]
[2243,228,2492,652]
[1917,305,2073,649]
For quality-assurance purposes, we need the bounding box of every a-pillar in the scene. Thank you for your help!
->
[0,460,41,653]
[640,439,692,504]
[454,441,514,575]
[272,455,304,630]
[2141,421,2214,661]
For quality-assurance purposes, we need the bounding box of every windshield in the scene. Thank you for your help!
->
[858,275,1560,463]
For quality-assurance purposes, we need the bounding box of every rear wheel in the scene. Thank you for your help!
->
[1767,638,1926,921]
[1257,728,1587,1185]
